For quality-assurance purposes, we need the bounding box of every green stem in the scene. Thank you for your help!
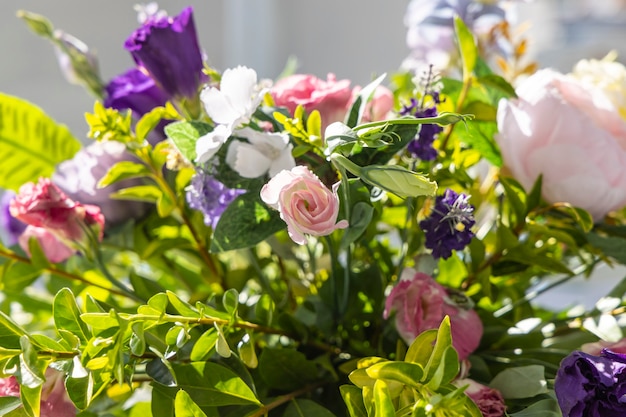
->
[247,248,280,305]
[353,113,471,133]
[93,248,144,302]
[247,382,327,417]
[0,248,134,299]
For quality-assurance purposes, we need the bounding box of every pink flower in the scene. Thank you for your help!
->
[271,73,353,131]
[351,84,394,123]
[455,378,507,417]
[581,337,626,356]
[9,178,105,249]
[383,269,483,360]
[496,69,626,220]
[0,369,76,417]
[18,226,75,263]
[260,166,349,244]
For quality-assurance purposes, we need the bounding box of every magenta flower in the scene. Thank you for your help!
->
[124,6,207,100]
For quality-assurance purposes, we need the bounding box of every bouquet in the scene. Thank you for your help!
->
[1,2,626,416]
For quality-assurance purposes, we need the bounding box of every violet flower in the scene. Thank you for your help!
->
[419,189,475,260]
[402,98,443,161]
[186,171,245,229]
[0,191,26,246]
[104,67,169,119]
[555,349,626,417]
[124,6,207,100]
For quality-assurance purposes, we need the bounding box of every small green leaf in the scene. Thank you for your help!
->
[340,385,367,417]
[25,238,50,269]
[373,379,395,417]
[210,192,285,253]
[20,384,42,417]
[500,177,527,226]
[98,161,151,188]
[166,291,200,318]
[345,73,386,128]
[404,329,437,366]
[222,289,239,316]
[0,397,22,415]
[110,184,162,203]
[341,202,374,249]
[190,329,218,362]
[257,348,318,391]
[454,16,477,79]
[360,165,437,199]
[130,322,146,356]
[53,288,91,344]
[164,121,213,162]
[174,390,208,417]
[66,374,93,410]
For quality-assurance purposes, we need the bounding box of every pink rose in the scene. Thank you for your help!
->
[496,69,626,220]
[0,369,76,417]
[351,85,394,123]
[9,178,105,247]
[18,226,75,263]
[383,269,483,360]
[455,378,507,417]
[581,337,626,356]
[260,166,349,244]
[271,73,352,131]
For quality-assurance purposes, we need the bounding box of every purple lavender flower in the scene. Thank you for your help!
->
[401,96,443,161]
[0,191,26,246]
[124,6,207,100]
[186,171,245,229]
[555,349,626,417]
[419,189,475,260]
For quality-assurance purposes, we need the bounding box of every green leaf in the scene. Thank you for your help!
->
[0,310,28,349]
[110,184,162,203]
[500,177,527,226]
[130,322,146,356]
[53,288,92,344]
[586,233,626,265]
[341,202,374,249]
[66,374,93,410]
[453,120,501,167]
[454,16,477,79]
[477,74,517,99]
[340,385,367,417]
[501,245,573,275]
[490,365,548,399]
[257,348,318,391]
[0,93,81,191]
[359,164,437,199]
[405,329,437,366]
[254,294,274,326]
[365,362,424,388]
[283,399,336,417]
[462,101,496,122]
[222,289,239,316]
[20,384,41,417]
[510,398,561,417]
[166,291,201,318]
[18,337,45,389]
[174,390,208,417]
[99,161,151,188]
[210,191,285,253]
[26,238,50,269]
[0,397,22,415]
[423,317,457,385]
[345,73,387,128]
[169,362,260,406]
[373,379,395,417]
[164,121,213,162]
[526,174,543,214]
[29,334,67,352]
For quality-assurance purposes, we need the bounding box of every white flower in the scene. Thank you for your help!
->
[200,66,266,130]
[195,124,232,164]
[226,127,295,178]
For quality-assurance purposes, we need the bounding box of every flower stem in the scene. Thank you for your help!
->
[0,248,134,299]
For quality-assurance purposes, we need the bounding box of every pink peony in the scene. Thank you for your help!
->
[18,226,75,263]
[455,378,507,417]
[383,269,483,360]
[496,69,626,220]
[581,337,626,356]
[9,178,105,248]
[0,369,76,417]
[271,73,353,131]
[260,166,349,244]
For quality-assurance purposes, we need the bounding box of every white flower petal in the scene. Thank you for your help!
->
[200,88,240,127]
[195,125,231,163]
[227,141,272,178]
[220,66,258,116]
[269,144,296,178]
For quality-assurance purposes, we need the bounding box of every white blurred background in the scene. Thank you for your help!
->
[2,0,626,137]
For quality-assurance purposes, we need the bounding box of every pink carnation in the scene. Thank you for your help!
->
[383,269,483,360]
[455,378,507,417]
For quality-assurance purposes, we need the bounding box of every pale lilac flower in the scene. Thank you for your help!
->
[186,171,245,229]
[226,127,295,179]
[0,191,26,246]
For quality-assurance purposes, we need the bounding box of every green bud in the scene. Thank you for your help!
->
[360,165,437,199]
[16,10,54,38]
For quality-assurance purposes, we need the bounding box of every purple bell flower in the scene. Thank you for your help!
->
[555,349,626,417]
[0,191,26,246]
[186,171,245,229]
[124,6,207,100]
[401,96,443,161]
[104,67,169,119]
[419,189,475,260]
